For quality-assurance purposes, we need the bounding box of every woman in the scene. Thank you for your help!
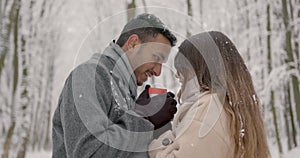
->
[149,31,270,158]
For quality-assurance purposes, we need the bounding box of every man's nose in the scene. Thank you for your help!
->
[153,63,162,76]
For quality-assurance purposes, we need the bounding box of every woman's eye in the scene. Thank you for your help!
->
[175,72,179,78]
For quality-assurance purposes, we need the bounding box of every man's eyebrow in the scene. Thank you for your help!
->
[158,52,166,61]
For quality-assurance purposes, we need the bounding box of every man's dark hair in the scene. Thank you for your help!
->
[116,13,177,47]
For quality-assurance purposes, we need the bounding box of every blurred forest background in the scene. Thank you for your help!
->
[0,0,299,157]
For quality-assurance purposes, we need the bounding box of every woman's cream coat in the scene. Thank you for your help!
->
[149,91,234,158]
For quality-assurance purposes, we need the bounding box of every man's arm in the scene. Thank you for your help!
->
[52,62,153,158]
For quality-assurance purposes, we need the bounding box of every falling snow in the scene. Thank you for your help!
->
[1,0,300,158]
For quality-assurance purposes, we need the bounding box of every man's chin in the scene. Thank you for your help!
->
[137,82,143,86]
[137,78,147,86]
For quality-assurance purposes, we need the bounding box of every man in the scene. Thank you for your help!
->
[52,13,178,158]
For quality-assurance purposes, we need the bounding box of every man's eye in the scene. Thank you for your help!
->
[153,55,160,62]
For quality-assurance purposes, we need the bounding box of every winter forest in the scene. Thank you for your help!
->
[0,0,300,157]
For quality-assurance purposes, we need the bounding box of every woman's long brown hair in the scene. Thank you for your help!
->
[174,31,270,158]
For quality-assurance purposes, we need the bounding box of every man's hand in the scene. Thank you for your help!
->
[135,85,177,129]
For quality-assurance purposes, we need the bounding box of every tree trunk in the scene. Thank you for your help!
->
[127,0,136,21]
[287,83,298,147]
[267,4,283,153]
[1,122,16,158]
[284,84,298,149]
[17,136,29,158]
[186,0,192,37]
[0,0,15,77]
[284,89,292,150]
[282,0,300,133]
[1,0,20,157]
[141,0,147,13]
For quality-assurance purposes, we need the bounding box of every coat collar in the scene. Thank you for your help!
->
[173,91,209,130]
[173,91,224,138]
[102,41,138,98]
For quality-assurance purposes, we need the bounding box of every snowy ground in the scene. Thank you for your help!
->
[26,148,300,158]
[282,147,300,158]
[25,150,51,158]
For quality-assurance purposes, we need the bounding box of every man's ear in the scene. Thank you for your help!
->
[127,34,141,49]
[121,34,141,53]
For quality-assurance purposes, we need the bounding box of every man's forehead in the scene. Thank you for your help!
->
[148,43,171,56]
[142,41,171,49]
[145,33,171,46]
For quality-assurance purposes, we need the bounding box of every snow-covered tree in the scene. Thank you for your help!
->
[0,0,61,157]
